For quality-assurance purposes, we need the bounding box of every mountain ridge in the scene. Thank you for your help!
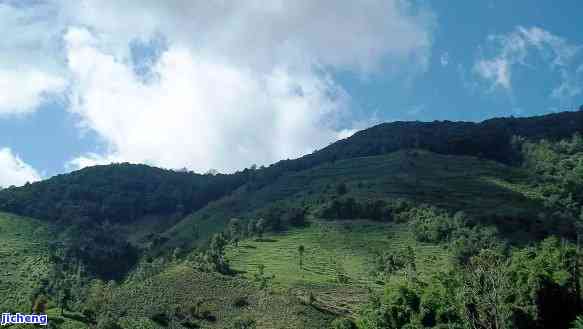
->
[2,110,582,227]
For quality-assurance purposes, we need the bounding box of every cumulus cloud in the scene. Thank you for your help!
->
[473,26,583,99]
[0,68,66,115]
[64,27,352,172]
[0,148,41,187]
[3,0,435,173]
[60,0,434,73]
[0,2,66,115]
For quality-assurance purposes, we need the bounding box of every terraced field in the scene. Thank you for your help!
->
[226,220,451,315]
[105,264,334,329]
[0,212,51,312]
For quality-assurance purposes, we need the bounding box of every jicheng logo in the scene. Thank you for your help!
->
[1,313,48,326]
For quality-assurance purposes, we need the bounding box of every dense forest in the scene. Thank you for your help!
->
[3,110,583,328]
[0,163,248,224]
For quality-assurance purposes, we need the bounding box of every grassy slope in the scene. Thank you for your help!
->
[225,220,450,315]
[0,213,90,329]
[106,264,334,329]
[227,221,449,286]
[167,150,539,249]
[0,212,51,312]
[0,150,545,326]
[181,150,541,315]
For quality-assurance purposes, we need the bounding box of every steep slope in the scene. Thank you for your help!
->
[165,150,539,249]
[0,212,51,312]
[253,110,583,184]
[3,110,582,229]
[0,111,580,277]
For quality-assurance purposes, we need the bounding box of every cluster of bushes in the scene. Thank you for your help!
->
[373,246,417,282]
[405,206,501,264]
[358,237,583,329]
[518,134,583,225]
[406,206,463,243]
[320,197,413,221]
[55,220,139,280]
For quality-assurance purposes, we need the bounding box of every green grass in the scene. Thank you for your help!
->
[226,220,451,315]
[0,213,89,328]
[0,212,51,312]
[104,263,334,329]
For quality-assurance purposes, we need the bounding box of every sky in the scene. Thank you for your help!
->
[0,0,582,186]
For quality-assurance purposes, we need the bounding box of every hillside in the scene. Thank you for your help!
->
[1,111,583,328]
[0,163,249,225]
[0,212,51,312]
[2,110,582,228]
[101,264,335,329]
[165,150,539,250]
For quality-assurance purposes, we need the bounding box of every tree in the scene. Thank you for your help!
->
[247,218,257,237]
[208,233,230,274]
[460,249,512,329]
[287,207,307,227]
[298,245,305,269]
[231,315,256,329]
[56,279,72,316]
[210,233,228,255]
[83,279,115,322]
[331,318,357,329]
[255,218,267,238]
[336,183,348,195]
[32,294,48,314]
[228,218,242,246]
[254,264,273,290]
[572,315,583,329]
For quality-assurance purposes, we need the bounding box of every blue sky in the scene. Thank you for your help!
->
[0,0,582,186]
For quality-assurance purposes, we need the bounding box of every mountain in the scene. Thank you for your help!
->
[2,110,583,328]
[3,110,583,226]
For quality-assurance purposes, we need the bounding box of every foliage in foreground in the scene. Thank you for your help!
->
[358,237,582,329]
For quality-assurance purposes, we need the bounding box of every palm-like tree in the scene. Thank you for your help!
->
[298,245,305,269]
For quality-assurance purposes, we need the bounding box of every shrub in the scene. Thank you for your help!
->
[331,317,357,329]
[230,315,256,329]
[233,296,249,308]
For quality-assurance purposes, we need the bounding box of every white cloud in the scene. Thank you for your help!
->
[0,68,66,115]
[2,1,435,173]
[0,2,67,115]
[0,148,41,187]
[474,58,511,90]
[59,0,435,74]
[64,28,352,172]
[473,26,583,99]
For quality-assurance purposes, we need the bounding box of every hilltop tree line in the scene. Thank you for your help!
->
[0,163,249,224]
[2,110,583,228]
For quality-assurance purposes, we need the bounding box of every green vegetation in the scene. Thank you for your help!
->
[227,222,449,287]
[95,263,334,329]
[3,111,583,328]
[226,221,450,317]
[0,212,51,312]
